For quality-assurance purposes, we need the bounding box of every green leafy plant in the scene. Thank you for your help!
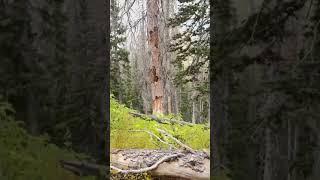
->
[0,97,95,180]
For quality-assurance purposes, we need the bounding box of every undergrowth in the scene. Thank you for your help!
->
[0,98,95,180]
[110,96,233,180]
[110,96,210,150]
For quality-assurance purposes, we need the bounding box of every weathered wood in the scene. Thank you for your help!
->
[111,153,184,173]
[147,0,165,114]
[61,149,210,179]
[111,149,210,180]
[129,111,209,129]
[157,128,194,152]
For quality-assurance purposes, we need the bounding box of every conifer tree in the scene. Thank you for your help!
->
[110,0,132,107]
[169,0,209,122]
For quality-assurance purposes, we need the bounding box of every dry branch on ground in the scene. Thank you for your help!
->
[129,111,209,128]
[60,149,210,179]
[111,149,210,179]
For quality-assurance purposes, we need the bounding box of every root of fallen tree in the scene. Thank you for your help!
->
[111,149,210,180]
[60,149,210,179]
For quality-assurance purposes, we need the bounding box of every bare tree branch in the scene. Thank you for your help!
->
[156,128,194,152]
[128,129,177,149]
[110,153,183,173]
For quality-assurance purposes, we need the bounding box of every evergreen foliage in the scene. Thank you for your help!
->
[0,97,95,180]
[167,0,210,123]
[212,0,320,179]
[169,0,209,85]
[0,0,107,164]
[110,1,140,109]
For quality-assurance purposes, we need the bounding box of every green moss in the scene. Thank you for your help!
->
[110,96,210,150]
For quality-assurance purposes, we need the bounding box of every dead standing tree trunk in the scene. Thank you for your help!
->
[147,0,164,114]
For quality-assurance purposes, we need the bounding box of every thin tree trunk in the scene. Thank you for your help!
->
[138,0,151,114]
[292,125,299,180]
[192,101,196,124]
[264,127,272,180]
[174,89,179,114]
[168,95,172,114]
[26,90,38,135]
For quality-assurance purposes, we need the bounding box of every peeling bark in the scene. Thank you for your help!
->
[60,150,210,180]
[111,149,210,180]
[147,0,164,114]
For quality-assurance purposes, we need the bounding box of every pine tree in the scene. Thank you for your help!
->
[211,0,320,179]
[168,0,209,122]
[110,0,132,107]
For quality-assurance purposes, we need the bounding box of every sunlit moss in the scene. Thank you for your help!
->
[110,96,209,150]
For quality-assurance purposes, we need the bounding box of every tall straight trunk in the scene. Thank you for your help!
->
[264,127,272,180]
[168,95,172,114]
[247,65,259,178]
[26,90,38,135]
[292,125,299,180]
[161,0,175,114]
[147,0,164,114]
[311,130,320,180]
[192,101,196,124]
[263,59,276,180]
[175,88,179,113]
[288,119,292,180]
[178,88,182,113]
[199,99,203,123]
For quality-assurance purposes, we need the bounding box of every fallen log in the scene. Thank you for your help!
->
[111,149,210,180]
[129,112,209,129]
[60,149,210,179]
[59,160,107,177]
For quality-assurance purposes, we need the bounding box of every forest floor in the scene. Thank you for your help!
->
[110,97,211,179]
[0,111,96,180]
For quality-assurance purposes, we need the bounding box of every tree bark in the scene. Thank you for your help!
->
[263,127,272,180]
[192,100,196,124]
[147,0,164,114]
[111,149,210,180]
[60,149,210,180]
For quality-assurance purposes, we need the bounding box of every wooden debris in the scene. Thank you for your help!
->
[129,111,209,129]
[156,128,194,152]
[111,149,210,180]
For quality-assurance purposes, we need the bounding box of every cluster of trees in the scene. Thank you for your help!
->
[3,0,319,179]
[110,0,209,124]
[0,0,107,162]
[169,0,209,123]
[212,0,320,179]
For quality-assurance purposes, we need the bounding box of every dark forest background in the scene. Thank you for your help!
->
[0,0,319,179]
[211,0,320,180]
[0,1,108,179]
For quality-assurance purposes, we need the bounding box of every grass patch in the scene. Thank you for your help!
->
[110,96,209,150]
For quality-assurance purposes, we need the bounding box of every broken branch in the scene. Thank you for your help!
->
[129,112,209,129]
[111,153,183,173]
[129,129,177,149]
[156,128,194,152]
